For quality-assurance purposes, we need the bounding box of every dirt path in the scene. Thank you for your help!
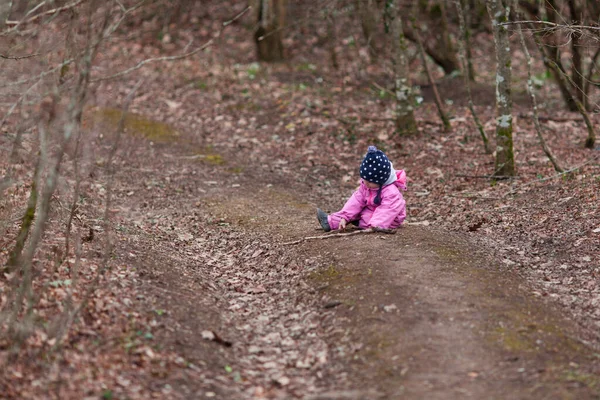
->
[108,132,599,399]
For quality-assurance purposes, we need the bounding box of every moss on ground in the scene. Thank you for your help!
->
[88,107,179,142]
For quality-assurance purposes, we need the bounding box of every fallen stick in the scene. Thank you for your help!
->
[283,228,395,246]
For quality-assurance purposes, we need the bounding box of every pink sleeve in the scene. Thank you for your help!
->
[336,188,366,222]
[368,188,405,229]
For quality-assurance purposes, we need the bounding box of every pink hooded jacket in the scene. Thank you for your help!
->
[328,170,407,230]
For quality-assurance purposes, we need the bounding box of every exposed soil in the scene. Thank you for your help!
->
[93,126,599,399]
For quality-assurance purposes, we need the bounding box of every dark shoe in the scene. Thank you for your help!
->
[316,208,331,232]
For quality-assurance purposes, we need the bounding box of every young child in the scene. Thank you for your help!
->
[317,145,407,231]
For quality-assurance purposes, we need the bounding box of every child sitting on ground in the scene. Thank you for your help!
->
[317,145,407,232]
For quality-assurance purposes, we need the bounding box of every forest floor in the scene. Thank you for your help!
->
[2,4,600,398]
[86,129,600,399]
[6,122,596,399]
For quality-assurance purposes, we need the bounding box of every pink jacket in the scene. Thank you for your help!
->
[328,170,407,230]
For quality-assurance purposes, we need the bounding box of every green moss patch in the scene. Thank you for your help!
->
[309,264,340,282]
[88,107,179,142]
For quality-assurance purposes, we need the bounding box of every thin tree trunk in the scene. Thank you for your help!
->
[461,0,476,81]
[487,0,515,176]
[583,47,600,106]
[402,28,461,75]
[4,154,41,272]
[254,0,286,62]
[411,3,450,132]
[7,3,104,344]
[390,0,417,136]
[455,0,492,153]
[326,12,339,70]
[51,80,142,349]
[536,0,578,111]
[438,0,458,71]
[517,22,565,172]
[64,128,83,260]
[567,0,585,107]
[357,0,378,60]
[533,34,596,149]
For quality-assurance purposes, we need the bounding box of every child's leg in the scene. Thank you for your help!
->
[326,191,364,230]
[327,212,345,231]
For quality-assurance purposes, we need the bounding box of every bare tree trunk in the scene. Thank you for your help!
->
[390,0,417,136]
[4,155,41,272]
[461,0,477,81]
[487,0,515,176]
[583,47,600,107]
[357,0,378,60]
[455,0,492,153]
[402,28,461,75]
[517,22,564,172]
[326,11,339,70]
[6,1,105,346]
[0,1,14,29]
[534,0,578,111]
[254,0,286,62]
[5,150,41,254]
[411,3,450,132]
[438,0,457,69]
[566,0,585,106]
[533,34,596,149]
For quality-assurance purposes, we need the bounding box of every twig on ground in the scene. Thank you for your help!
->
[517,113,596,122]
[504,154,600,197]
[0,52,41,59]
[370,81,395,97]
[283,228,396,246]
[456,174,520,180]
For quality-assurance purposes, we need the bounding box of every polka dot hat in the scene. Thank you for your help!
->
[359,145,391,205]
[359,145,391,185]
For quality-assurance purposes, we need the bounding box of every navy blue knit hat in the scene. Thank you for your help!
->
[359,145,391,205]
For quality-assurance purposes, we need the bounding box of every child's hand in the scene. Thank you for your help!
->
[339,218,347,230]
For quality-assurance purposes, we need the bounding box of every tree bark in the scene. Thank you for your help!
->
[487,0,515,176]
[390,0,417,136]
[411,3,450,132]
[4,156,41,272]
[326,11,339,70]
[402,28,461,75]
[461,0,477,81]
[254,0,286,62]
[455,0,492,153]
[583,47,600,106]
[566,0,584,106]
[533,0,579,111]
[357,0,378,60]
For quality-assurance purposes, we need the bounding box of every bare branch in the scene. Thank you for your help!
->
[0,80,41,129]
[503,153,600,199]
[0,58,73,88]
[500,20,600,32]
[91,6,251,82]
[283,228,396,246]
[517,14,565,172]
[50,79,143,349]
[2,0,85,34]
[455,0,492,154]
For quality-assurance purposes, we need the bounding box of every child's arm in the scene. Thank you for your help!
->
[339,189,366,220]
[368,189,405,229]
